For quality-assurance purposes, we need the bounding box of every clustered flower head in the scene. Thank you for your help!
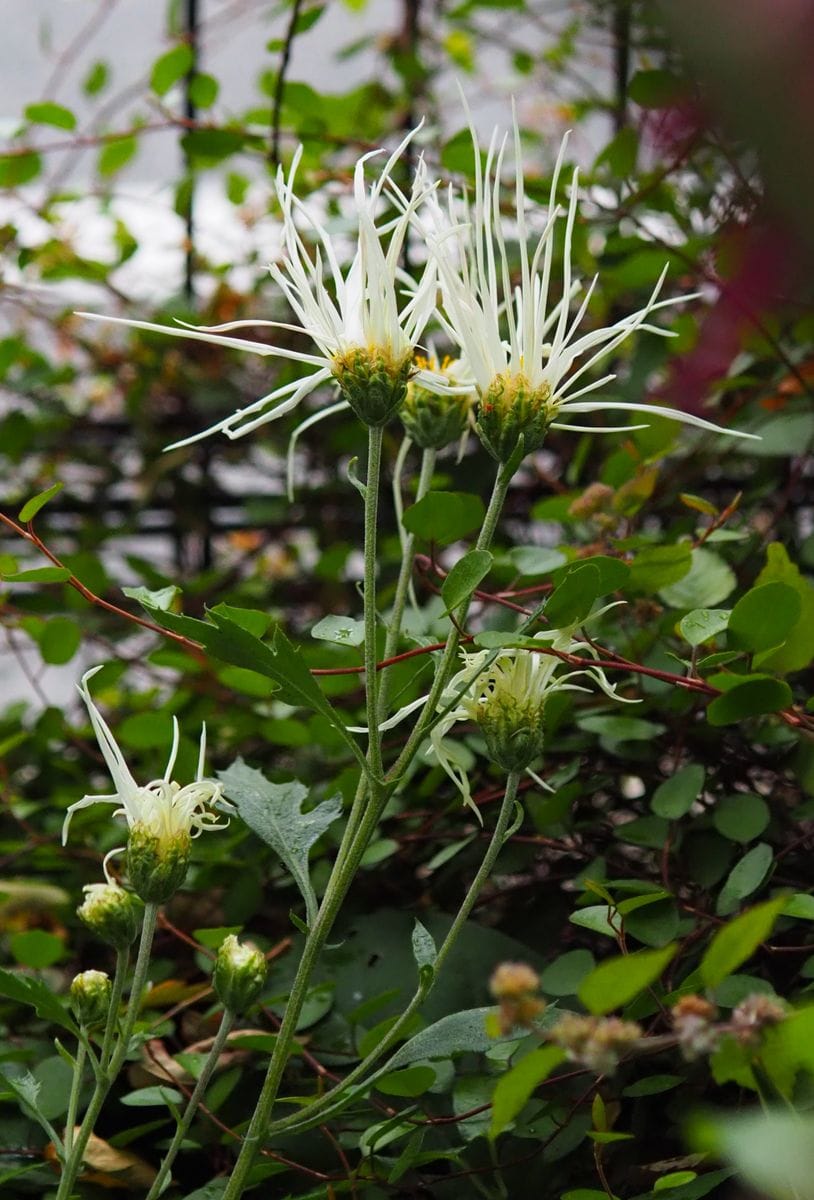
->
[550,1013,642,1074]
[63,667,231,904]
[490,961,546,1033]
[77,129,461,444]
[76,101,756,459]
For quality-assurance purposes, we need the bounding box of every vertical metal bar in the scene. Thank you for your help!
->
[612,0,631,134]
[183,0,199,301]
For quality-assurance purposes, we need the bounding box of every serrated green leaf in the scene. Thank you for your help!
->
[0,968,77,1034]
[219,759,341,927]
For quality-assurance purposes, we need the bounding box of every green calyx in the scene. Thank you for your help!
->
[212,934,268,1014]
[126,824,191,904]
[475,693,546,773]
[77,882,144,949]
[332,345,413,428]
[475,371,555,463]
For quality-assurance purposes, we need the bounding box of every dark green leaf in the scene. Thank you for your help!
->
[651,764,705,819]
[707,676,792,725]
[150,44,194,95]
[402,491,485,544]
[442,550,493,612]
[728,582,801,652]
[579,944,676,1014]
[699,895,787,987]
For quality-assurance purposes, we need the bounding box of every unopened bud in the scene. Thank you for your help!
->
[77,882,144,949]
[127,823,191,904]
[550,1013,641,1074]
[332,345,413,427]
[401,366,473,449]
[212,935,268,1014]
[490,961,545,1033]
[70,970,112,1027]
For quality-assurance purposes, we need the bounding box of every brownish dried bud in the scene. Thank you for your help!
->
[672,994,717,1021]
[490,962,540,1001]
[672,994,719,1061]
[489,962,545,1033]
[731,994,785,1044]
[550,1013,642,1074]
[568,482,615,520]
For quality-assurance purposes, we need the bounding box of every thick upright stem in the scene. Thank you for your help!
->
[264,771,521,1137]
[145,1011,235,1200]
[363,425,385,783]
[56,904,158,1200]
[222,427,387,1200]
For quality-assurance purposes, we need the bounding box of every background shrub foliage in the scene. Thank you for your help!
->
[2,1,814,1197]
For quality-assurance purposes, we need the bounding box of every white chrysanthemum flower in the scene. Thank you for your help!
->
[76,129,457,444]
[63,667,230,897]
[354,608,635,811]
[424,104,758,461]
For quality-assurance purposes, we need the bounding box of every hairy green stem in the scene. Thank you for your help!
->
[145,1010,235,1200]
[221,427,388,1200]
[378,443,436,723]
[363,425,385,783]
[386,458,514,787]
[265,771,521,1137]
[56,903,158,1200]
[100,947,128,1071]
[63,1041,86,1161]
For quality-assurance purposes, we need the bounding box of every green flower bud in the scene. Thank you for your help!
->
[77,882,144,949]
[126,823,191,904]
[476,372,554,463]
[70,969,112,1027]
[332,345,413,427]
[212,935,268,1014]
[400,365,473,450]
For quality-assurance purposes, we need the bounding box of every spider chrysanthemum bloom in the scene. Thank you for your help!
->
[63,667,231,904]
[425,103,758,463]
[77,129,458,444]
